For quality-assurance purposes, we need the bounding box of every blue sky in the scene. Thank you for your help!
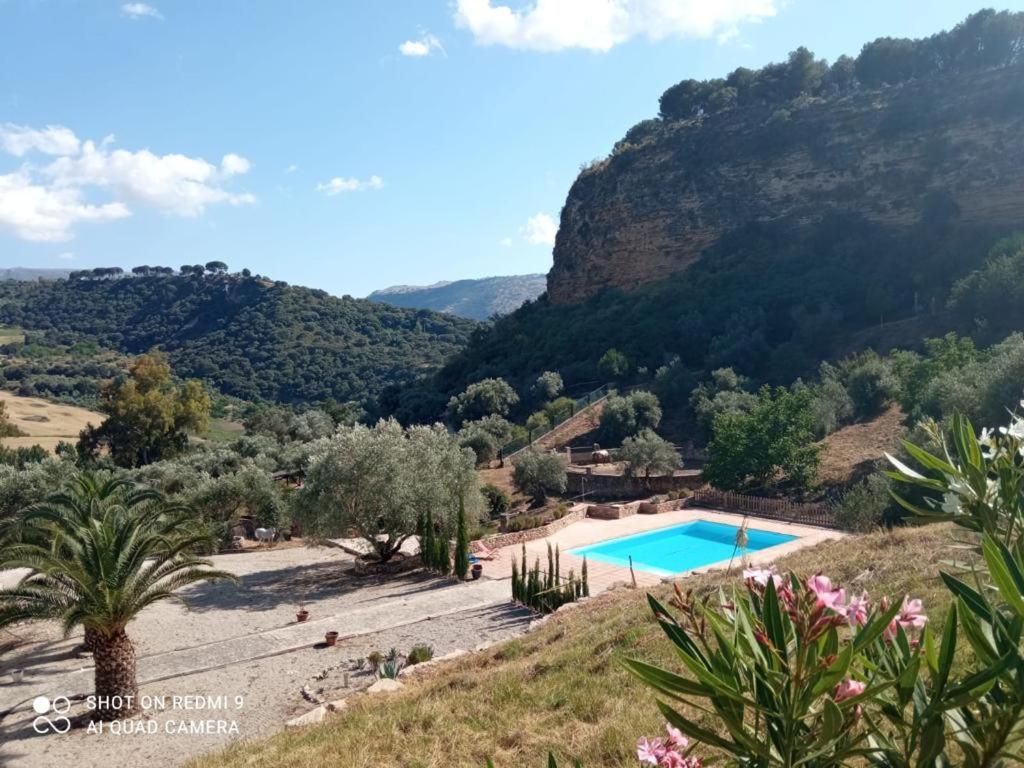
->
[1,0,1020,297]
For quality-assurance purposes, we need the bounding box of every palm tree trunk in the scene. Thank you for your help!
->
[82,626,100,654]
[92,628,139,721]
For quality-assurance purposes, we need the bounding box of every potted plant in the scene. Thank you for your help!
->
[296,607,309,622]
[324,631,339,647]
[471,562,483,580]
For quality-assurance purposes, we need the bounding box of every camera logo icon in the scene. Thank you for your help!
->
[31,695,72,734]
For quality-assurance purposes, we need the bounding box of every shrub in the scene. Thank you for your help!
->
[406,645,433,666]
[512,448,567,505]
[525,411,551,437]
[840,351,897,418]
[480,483,510,518]
[543,397,576,427]
[598,348,629,379]
[506,514,544,533]
[831,472,892,532]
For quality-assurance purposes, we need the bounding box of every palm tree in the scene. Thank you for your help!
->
[0,475,235,721]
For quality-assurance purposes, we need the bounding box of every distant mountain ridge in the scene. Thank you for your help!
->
[368,274,546,321]
[0,268,73,282]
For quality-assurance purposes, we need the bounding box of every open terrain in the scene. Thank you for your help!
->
[0,545,532,768]
[0,390,104,452]
[190,524,957,768]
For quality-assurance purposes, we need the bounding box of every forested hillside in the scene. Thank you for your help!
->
[0,271,474,405]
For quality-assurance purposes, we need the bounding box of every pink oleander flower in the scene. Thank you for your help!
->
[743,566,783,589]
[897,596,927,631]
[843,591,870,627]
[833,678,866,703]
[807,574,846,610]
[665,724,689,749]
[884,595,928,640]
[637,726,702,768]
[637,737,663,766]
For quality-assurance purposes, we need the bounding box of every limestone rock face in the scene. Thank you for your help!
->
[548,65,1024,304]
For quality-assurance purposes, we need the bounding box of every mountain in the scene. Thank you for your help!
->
[0,273,475,406]
[0,268,73,282]
[367,274,546,321]
[394,11,1024,423]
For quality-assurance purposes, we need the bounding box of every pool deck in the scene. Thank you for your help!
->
[482,507,844,594]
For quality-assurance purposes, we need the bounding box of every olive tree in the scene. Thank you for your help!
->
[293,419,479,561]
[620,429,681,480]
[446,378,519,427]
[512,448,567,506]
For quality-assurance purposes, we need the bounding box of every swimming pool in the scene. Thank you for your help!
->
[567,519,797,578]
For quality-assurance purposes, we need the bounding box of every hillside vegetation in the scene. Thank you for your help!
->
[0,271,475,406]
[191,525,957,768]
[368,274,546,321]
[401,11,1024,426]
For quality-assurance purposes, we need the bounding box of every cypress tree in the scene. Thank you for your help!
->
[582,557,590,597]
[454,495,470,580]
[511,557,520,602]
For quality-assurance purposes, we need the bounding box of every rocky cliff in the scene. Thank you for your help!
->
[549,65,1024,304]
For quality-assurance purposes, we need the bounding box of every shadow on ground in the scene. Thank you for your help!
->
[177,563,465,613]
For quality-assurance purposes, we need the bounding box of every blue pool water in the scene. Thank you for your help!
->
[568,520,797,578]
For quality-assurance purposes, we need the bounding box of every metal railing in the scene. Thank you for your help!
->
[502,383,614,459]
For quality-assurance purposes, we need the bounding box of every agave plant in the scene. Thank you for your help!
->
[0,474,235,721]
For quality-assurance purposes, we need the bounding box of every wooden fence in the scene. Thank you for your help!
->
[690,489,833,528]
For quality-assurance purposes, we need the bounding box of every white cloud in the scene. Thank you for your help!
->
[399,33,446,57]
[315,175,384,196]
[454,0,777,52]
[284,164,298,174]
[0,171,129,242]
[521,212,557,246]
[56,251,76,260]
[499,236,513,247]
[121,3,163,20]
[220,153,250,176]
[0,124,80,157]
[0,123,254,241]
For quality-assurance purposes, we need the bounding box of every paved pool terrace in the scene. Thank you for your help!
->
[481,507,844,593]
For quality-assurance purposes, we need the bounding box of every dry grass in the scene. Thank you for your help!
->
[191,524,959,768]
[817,406,907,487]
[0,390,104,452]
[0,326,25,345]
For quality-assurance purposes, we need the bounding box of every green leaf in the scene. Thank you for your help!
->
[951,413,983,471]
[933,602,957,696]
[821,697,843,742]
[762,576,788,664]
[981,534,1024,617]
[657,700,740,755]
[940,573,991,622]
[620,657,711,699]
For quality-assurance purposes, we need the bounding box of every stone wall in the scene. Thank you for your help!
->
[475,504,588,549]
[566,467,703,500]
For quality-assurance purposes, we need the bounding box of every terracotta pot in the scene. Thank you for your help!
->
[324,631,339,646]
[296,610,309,623]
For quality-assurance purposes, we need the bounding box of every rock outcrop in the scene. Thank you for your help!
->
[548,65,1024,304]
